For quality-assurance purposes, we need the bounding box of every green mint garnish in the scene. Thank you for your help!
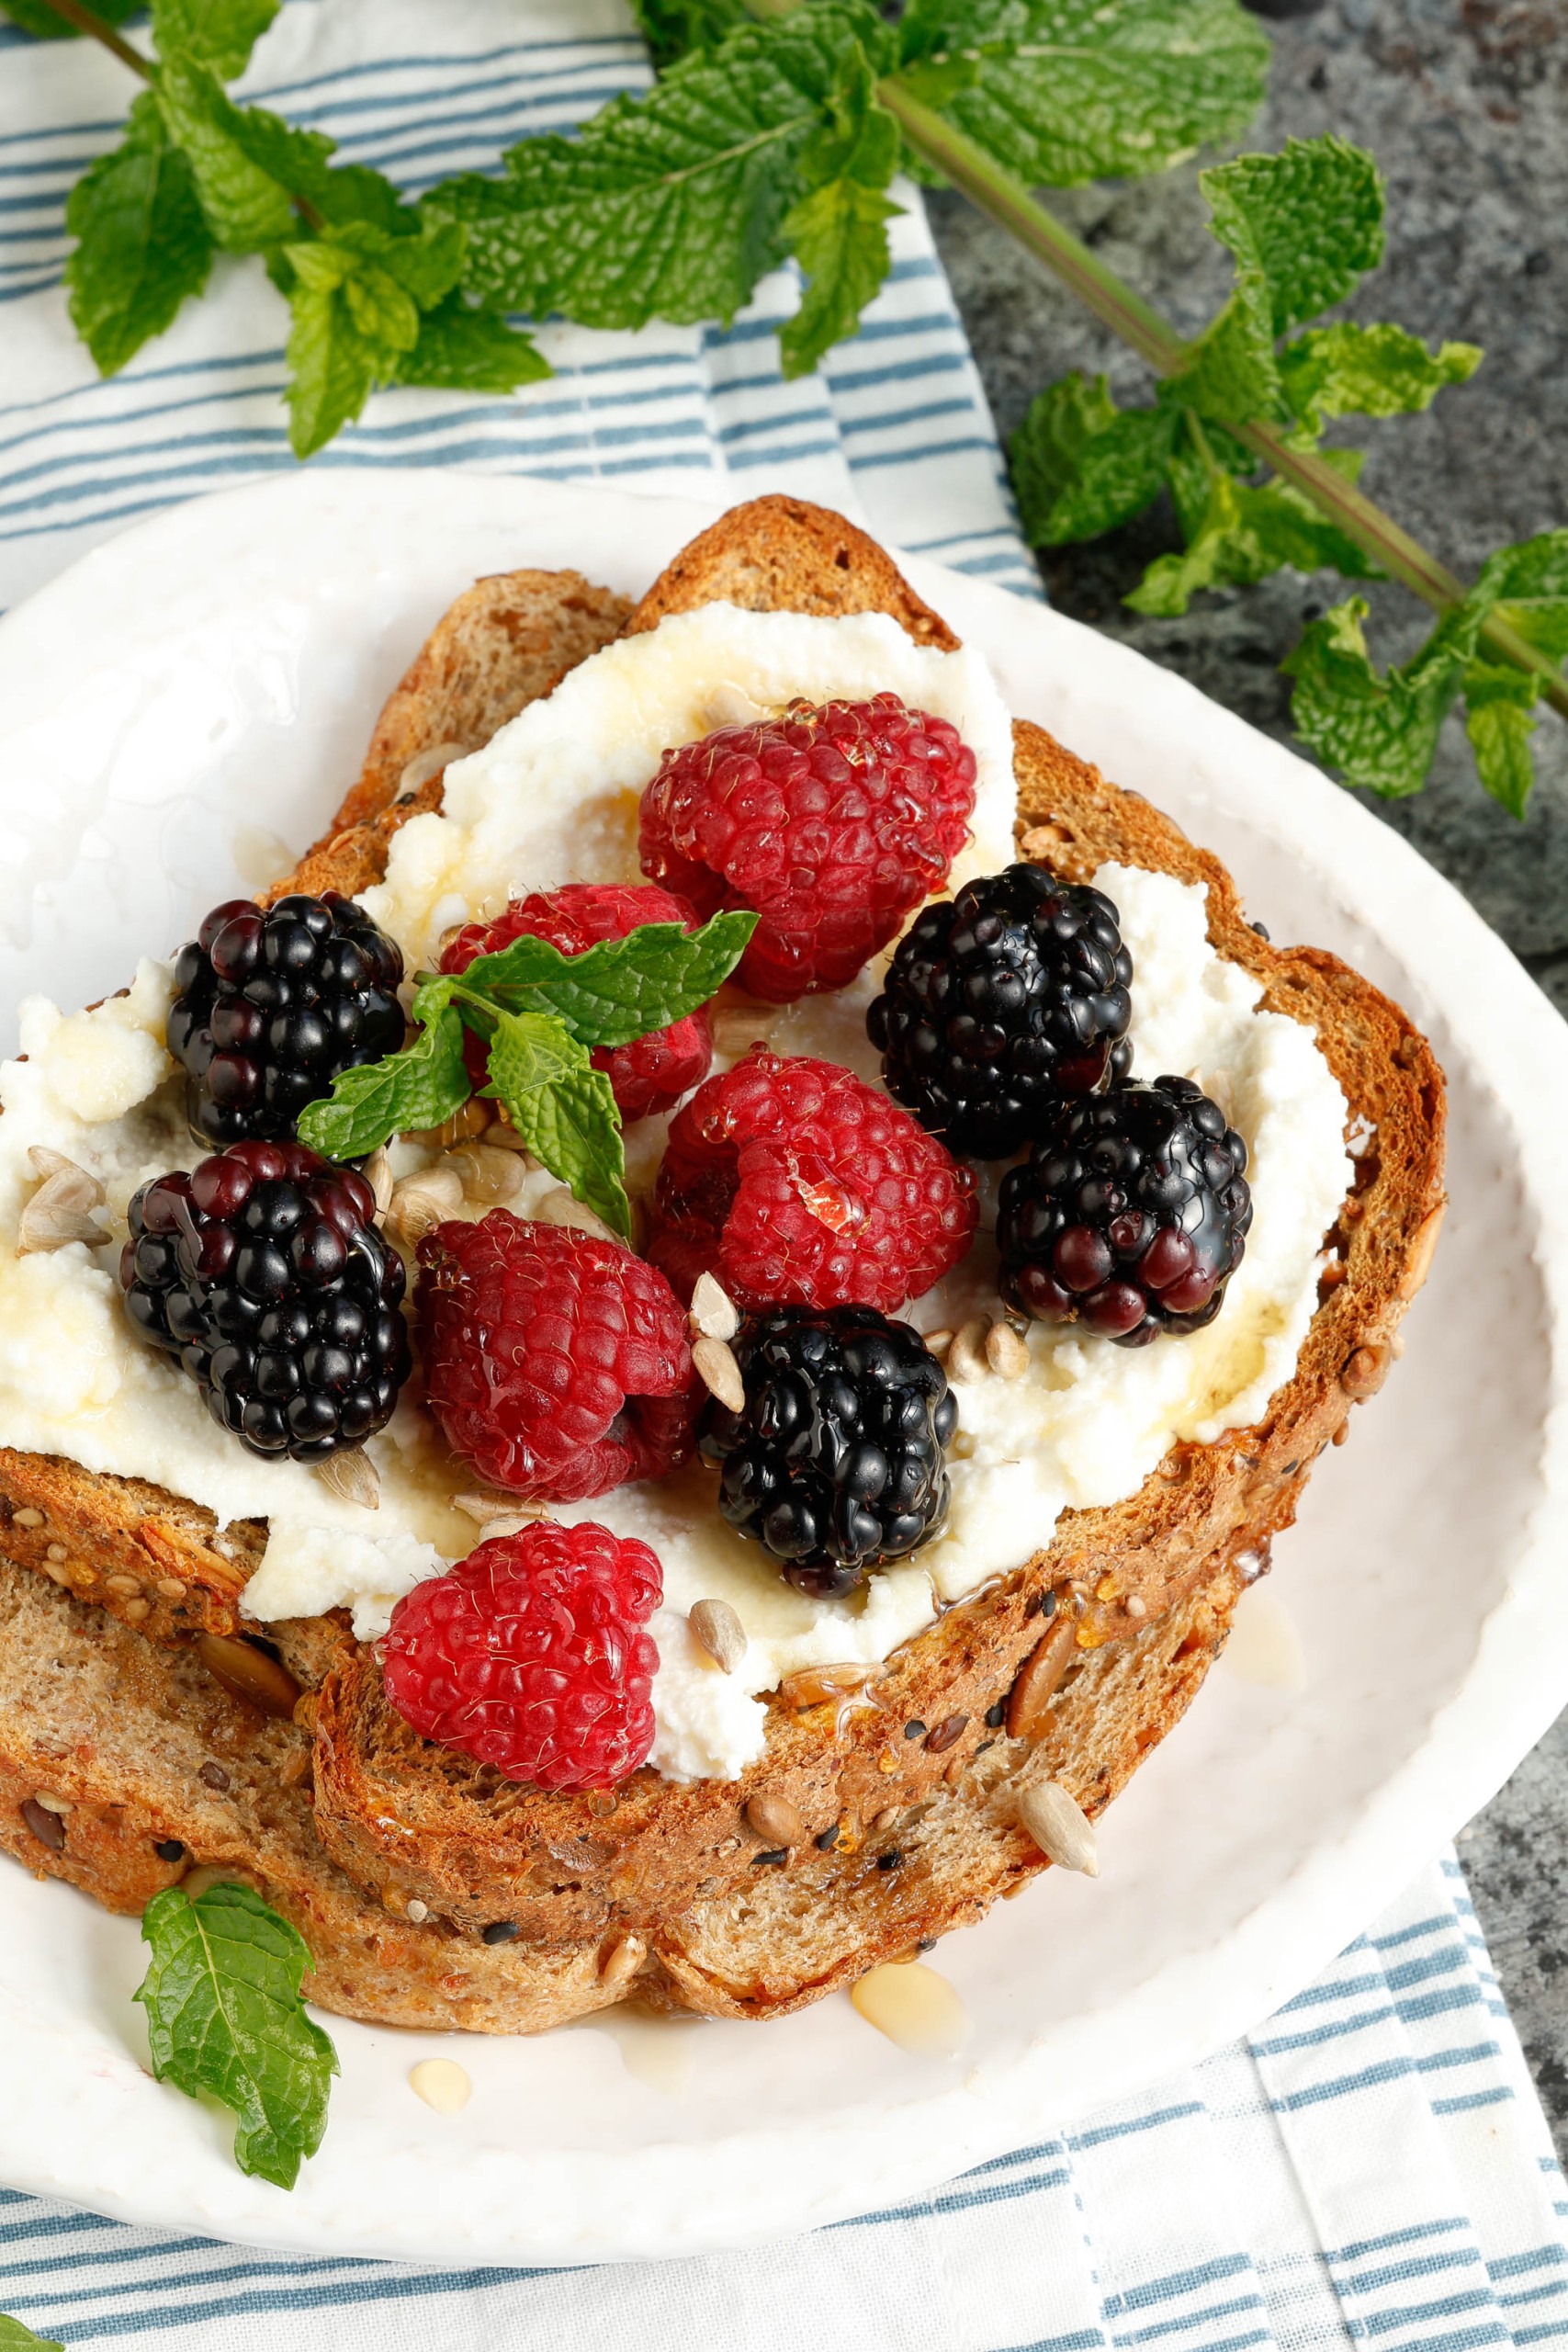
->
[297,906,757,1239]
[135,1881,338,2191]
[0,2319,65,2351]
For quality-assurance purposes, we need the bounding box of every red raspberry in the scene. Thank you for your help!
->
[439,881,711,1122]
[416,1215,698,1499]
[638,695,978,1001]
[382,1522,660,1791]
[646,1049,976,1314]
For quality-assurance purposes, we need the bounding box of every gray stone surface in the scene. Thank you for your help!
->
[926,0,1568,2152]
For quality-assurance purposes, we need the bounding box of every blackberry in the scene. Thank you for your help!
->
[169,893,405,1147]
[119,1140,412,1461]
[698,1306,957,1599]
[997,1077,1252,1347]
[866,865,1133,1158]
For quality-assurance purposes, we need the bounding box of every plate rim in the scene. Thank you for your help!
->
[0,466,1564,2267]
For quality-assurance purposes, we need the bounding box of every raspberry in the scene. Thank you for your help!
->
[118,1140,410,1460]
[382,1522,660,1791]
[699,1306,957,1598]
[169,893,404,1146]
[415,1214,698,1499]
[868,866,1134,1157]
[997,1077,1253,1346]
[638,695,977,1001]
[646,1049,976,1314]
[438,881,711,1123]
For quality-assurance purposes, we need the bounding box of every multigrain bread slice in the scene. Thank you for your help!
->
[0,1543,1244,2030]
[0,498,1446,2033]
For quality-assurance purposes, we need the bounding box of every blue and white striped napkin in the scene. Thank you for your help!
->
[3,4,1566,2341]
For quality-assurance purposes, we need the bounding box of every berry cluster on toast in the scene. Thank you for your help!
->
[0,499,1446,2042]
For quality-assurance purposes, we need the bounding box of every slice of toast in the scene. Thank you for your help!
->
[0,499,1445,2034]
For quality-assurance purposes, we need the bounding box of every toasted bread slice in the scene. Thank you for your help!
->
[0,499,1445,2034]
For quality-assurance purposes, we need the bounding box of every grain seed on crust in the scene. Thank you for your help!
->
[745,1790,806,1848]
[1017,1780,1100,1876]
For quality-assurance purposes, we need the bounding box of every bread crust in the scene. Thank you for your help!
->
[0,496,1446,2033]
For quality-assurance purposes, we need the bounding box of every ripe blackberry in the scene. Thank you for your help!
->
[698,1306,957,1598]
[638,694,977,1000]
[867,865,1134,1158]
[119,1140,411,1460]
[997,1077,1252,1347]
[438,881,711,1123]
[168,892,405,1146]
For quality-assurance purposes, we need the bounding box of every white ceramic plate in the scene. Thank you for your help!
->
[0,471,1564,2268]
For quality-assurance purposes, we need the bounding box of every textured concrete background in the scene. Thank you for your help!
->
[927,0,1568,2144]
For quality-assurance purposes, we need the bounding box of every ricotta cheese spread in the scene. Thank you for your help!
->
[0,604,1350,1786]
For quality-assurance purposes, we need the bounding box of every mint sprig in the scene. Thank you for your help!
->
[135,1881,338,2191]
[297,908,757,1241]
[1006,130,1566,812]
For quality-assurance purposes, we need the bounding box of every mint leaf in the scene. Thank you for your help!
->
[152,0,279,77]
[1201,136,1384,336]
[1173,276,1283,426]
[65,91,214,377]
[1126,468,1378,616]
[452,908,757,1047]
[156,59,333,252]
[1462,662,1538,819]
[284,274,377,457]
[297,1006,466,1159]
[1471,527,1568,616]
[1283,594,1479,798]
[630,0,748,69]
[352,215,468,310]
[391,296,551,393]
[0,2320,63,2351]
[780,51,900,377]
[434,5,889,329]
[897,0,1269,189]
[486,1012,631,1240]
[1280,322,1481,434]
[1,0,139,33]
[135,1882,337,2191]
[278,223,463,455]
[1010,373,1178,545]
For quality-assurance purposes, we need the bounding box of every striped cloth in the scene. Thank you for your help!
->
[1,1863,1566,2347]
[0,0,1040,610]
[3,3,1566,2342]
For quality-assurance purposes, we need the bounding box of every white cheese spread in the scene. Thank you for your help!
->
[0,605,1350,1787]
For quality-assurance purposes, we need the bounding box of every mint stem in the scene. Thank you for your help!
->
[29,0,152,73]
[874,78,1568,729]
[28,0,330,236]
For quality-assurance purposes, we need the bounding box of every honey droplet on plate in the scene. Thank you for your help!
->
[851,1962,972,2058]
[1221,1582,1306,1690]
[409,2058,473,2115]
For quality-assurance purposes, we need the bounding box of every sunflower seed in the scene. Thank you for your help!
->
[693,1333,745,1412]
[385,1162,465,1242]
[689,1271,740,1343]
[314,1449,380,1510]
[17,1165,107,1255]
[689,1596,747,1673]
[532,1186,618,1245]
[945,1315,992,1383]
[1017,1780,1100,1876]
[985,1322,1029,1378]
[363,1143,394,1217]
[448,1143,526,1204]
[397,741,467,796]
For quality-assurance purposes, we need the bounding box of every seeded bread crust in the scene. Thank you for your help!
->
[0,497,1446,2033]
